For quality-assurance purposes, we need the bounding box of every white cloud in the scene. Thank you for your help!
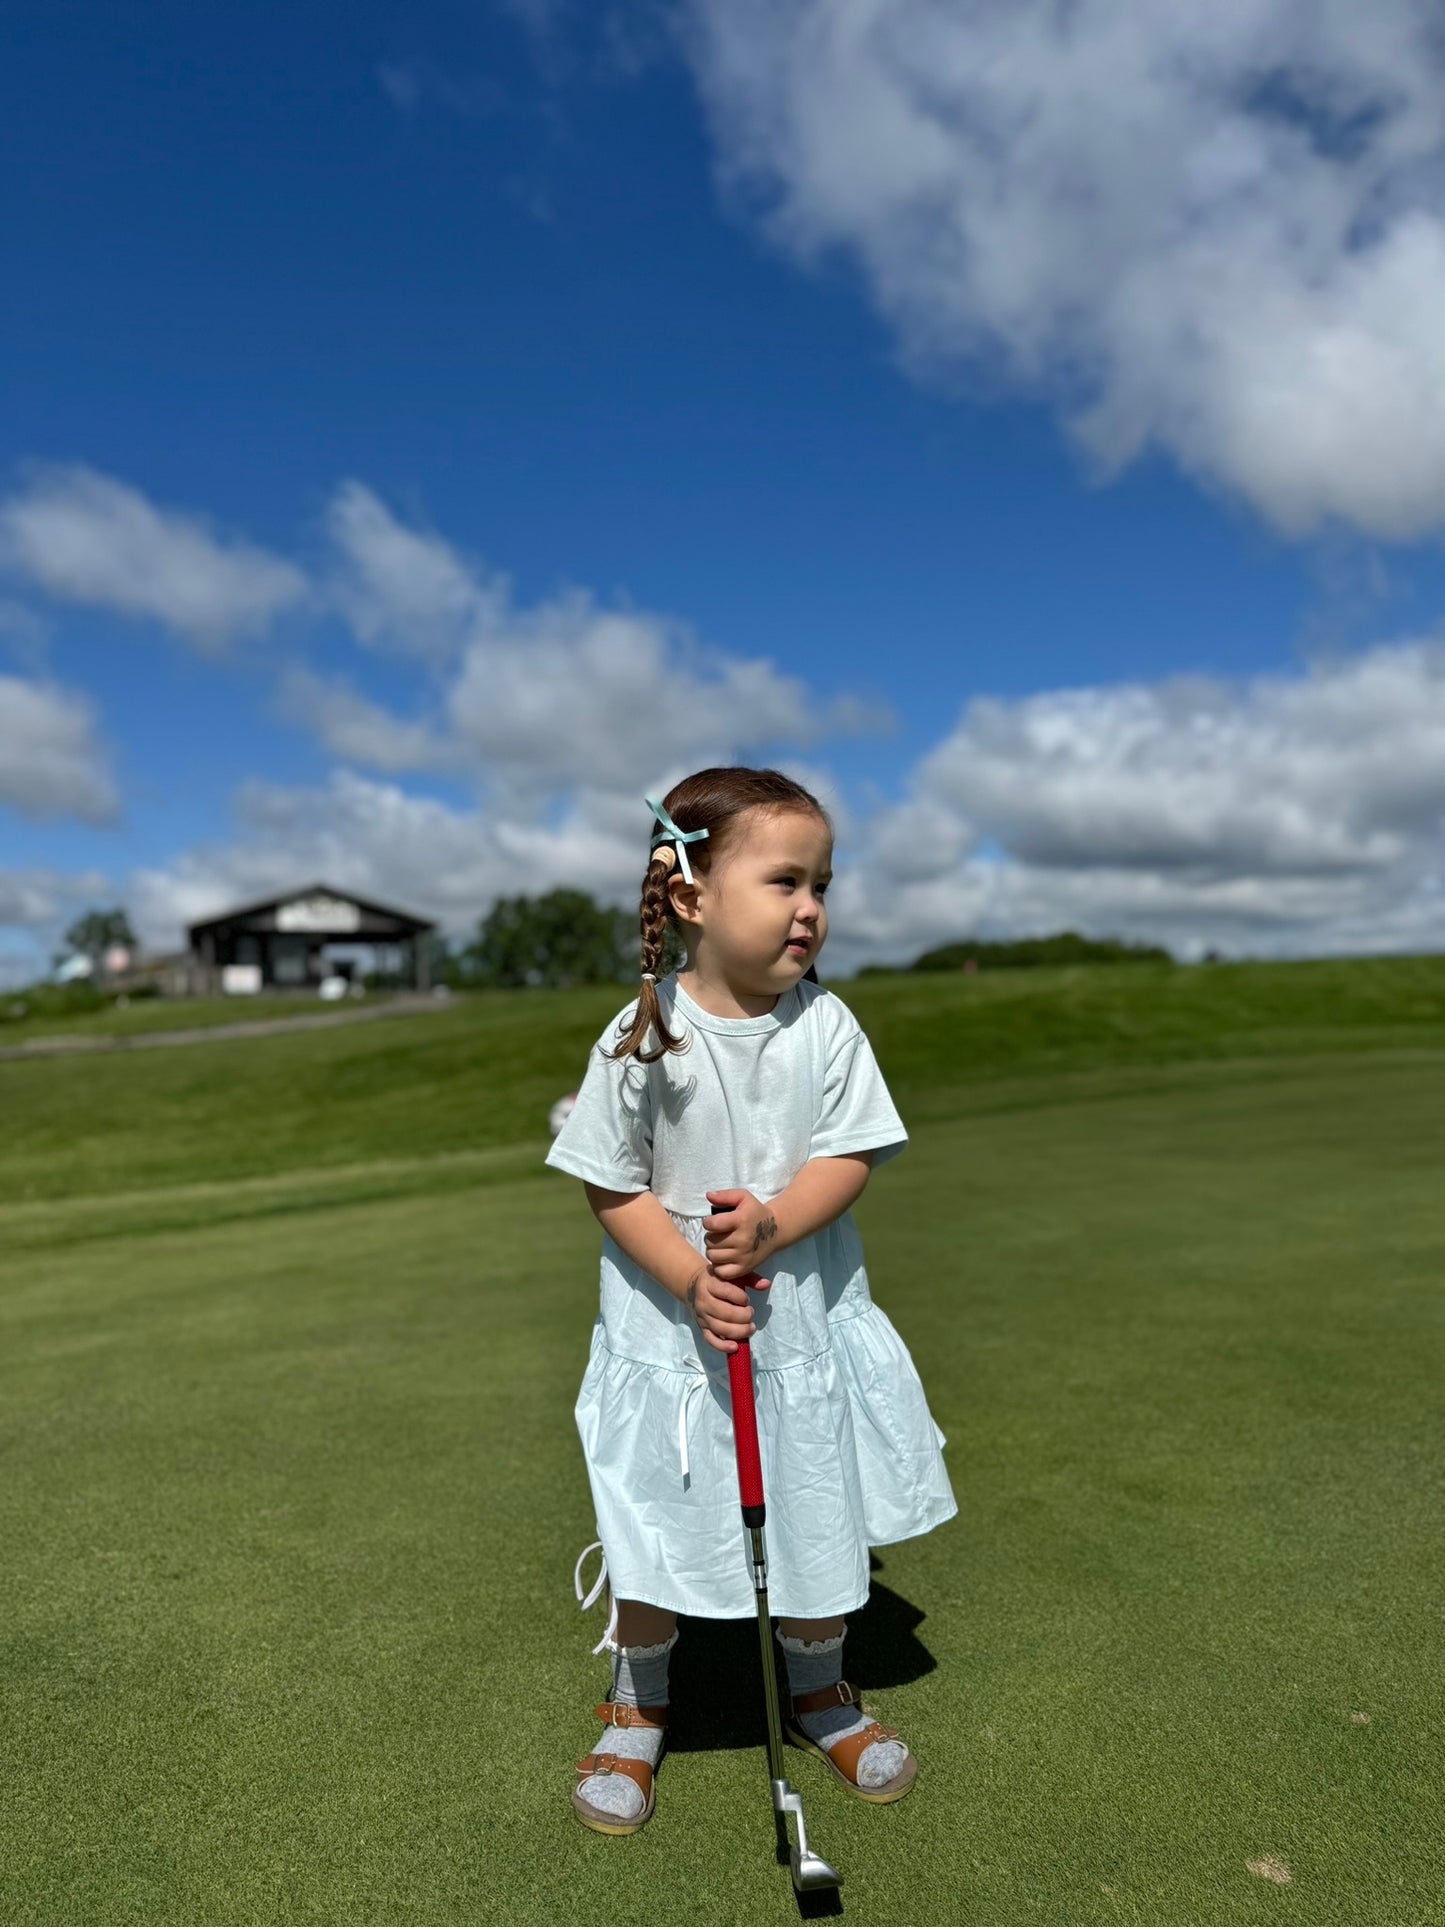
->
[276,665,456,774]
[687,0,1445,538]
[0,471,889,966]
[124,759,855,955]
[326,481,500,662]
[0,465,307,651]
[76,635,1445,969]
[309,483,889,790]
[446,595,863,794]
[831,638,1445,966]
[0,864,113,932]
[0,674,119,823]
[829,854,1445,971]
[127,770,605,951]
[16,471,1443,970]
[0,468,888,795]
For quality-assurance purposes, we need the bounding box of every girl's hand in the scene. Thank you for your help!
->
[684,1263,767,1354]
[703,1188,781,1281]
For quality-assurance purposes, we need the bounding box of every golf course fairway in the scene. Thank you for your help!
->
[2,961,1440,1923]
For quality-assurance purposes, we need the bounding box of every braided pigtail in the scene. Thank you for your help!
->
[607,847,688,1063]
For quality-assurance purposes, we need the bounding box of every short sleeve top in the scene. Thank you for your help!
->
[544,971,907,1216]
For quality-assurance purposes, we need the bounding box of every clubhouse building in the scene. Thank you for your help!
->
[184,884,435,996]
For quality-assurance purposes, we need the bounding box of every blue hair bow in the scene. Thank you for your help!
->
[646,794,710,886]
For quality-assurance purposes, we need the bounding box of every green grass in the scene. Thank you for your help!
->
[2,964,1443,1922]
[0,988,325,1042]
[8,954,1445,1205]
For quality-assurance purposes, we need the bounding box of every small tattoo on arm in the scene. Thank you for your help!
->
[752,1214,778,1252]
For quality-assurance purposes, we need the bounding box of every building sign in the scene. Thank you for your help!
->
[276,893,362,934]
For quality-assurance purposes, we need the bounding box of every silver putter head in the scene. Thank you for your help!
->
[773,1779,843,1893]
[790,1844,844,1893]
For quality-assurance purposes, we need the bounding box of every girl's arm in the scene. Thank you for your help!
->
[583,1183,756,1352]
[768,1150,873,1250]
[703,1152,874,1281]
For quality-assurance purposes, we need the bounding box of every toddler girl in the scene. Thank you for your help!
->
[545,765,956,1833]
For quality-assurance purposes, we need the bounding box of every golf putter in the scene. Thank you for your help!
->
[727,1328,843,1895]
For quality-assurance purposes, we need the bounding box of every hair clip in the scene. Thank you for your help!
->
[645,795,710,886]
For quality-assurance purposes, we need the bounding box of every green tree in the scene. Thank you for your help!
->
[463,889,642,989]
[910,931,1173,971]
[63,907,137,964]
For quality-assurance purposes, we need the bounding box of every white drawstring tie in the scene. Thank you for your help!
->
[574,1537,619,1654]
[676,1355,710,1485]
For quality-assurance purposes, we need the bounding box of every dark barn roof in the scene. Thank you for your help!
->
[187,882,435,945]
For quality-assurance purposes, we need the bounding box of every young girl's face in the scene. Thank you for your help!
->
[682,807,832,991]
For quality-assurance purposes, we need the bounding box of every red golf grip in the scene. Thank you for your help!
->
[728,1339,766,1527]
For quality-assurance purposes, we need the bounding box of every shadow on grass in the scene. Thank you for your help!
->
[666,1555,935,1755]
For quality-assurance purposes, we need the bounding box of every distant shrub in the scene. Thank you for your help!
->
[0,980,108,1024]
[860,931,1175,975]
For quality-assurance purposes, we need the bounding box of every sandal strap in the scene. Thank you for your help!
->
[575,1751,655,1798]
[820,1720,902,1785]
[593,1700,667,1730]
[789,1679,860,1719]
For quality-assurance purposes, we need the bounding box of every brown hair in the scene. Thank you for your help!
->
[607,766,832,1063]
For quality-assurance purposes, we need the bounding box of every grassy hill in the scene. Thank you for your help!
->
[4,953,1445,1209]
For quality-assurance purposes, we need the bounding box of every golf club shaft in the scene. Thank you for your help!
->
[748,1527,788,1784]
[727,1339,789,1785]
[727,1329,844,1892]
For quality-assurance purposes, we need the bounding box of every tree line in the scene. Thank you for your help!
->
[857,932,1173,975]
[429,907,1175,986]
[54,892,1171,994]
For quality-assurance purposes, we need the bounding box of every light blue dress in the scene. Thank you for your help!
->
[545,971,956,1624]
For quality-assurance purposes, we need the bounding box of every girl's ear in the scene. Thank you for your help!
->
[668,872,703,927]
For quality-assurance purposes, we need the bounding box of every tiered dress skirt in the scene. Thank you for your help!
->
[574,1206,957,1623]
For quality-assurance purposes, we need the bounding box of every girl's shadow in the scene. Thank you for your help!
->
[666,1555,934,1754]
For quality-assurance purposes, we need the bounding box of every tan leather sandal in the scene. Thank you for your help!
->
[784,1680,918,1803]
[572,1701,668,1836]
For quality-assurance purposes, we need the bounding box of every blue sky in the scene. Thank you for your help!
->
[5,1,1445,983]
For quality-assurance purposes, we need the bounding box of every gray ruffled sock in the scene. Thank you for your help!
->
[777,1630,907,1789]
[578,1633,675,1821]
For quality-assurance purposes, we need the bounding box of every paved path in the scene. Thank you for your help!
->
[0,993,448,1062]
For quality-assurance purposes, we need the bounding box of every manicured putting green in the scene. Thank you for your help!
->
[1,973,1441,1921]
